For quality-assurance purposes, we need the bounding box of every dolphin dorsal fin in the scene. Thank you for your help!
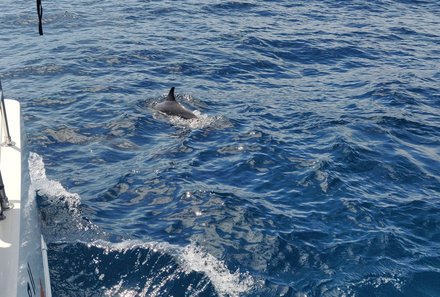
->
[166,87,176,101]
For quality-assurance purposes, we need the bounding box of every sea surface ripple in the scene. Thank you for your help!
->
[1,0,440,296]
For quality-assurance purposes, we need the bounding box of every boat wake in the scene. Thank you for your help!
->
[29,152,103,242]
[28,152,255,297]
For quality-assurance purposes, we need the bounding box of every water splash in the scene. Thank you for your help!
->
[180,242,256,297]
[29,152,81,210]
[93,239,256,297]
[168,112,230,130]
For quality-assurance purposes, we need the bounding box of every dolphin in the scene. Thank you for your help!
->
[155,87,197,119]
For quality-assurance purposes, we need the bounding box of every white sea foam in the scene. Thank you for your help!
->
[168,111,215,129]
[94,240,255,297]
[154,110,230,130]
[180,242,255,297]
[29,152,81,209]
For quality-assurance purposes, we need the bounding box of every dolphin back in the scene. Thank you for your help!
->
[155,87,197,119]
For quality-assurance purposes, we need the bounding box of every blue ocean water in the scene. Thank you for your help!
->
[1,0,440,296]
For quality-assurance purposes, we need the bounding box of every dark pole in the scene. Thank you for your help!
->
[37,0,43,35]
[0,80,13,146]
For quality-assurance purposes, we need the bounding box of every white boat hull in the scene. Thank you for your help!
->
[0,99,52,297]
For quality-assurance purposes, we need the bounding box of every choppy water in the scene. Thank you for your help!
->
[1,0,440,296]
